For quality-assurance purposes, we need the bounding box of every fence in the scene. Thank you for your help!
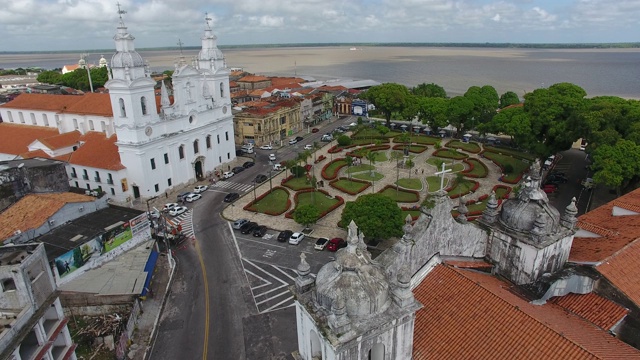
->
[115,298,141,360]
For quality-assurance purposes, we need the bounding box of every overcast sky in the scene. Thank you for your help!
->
[1,0,639,52]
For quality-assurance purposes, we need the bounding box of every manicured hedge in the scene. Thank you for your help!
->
[285,189,344,219]
[392,144,428,153]
[433,148,468,160]
[321,158,348,180]
[493,184,512,199]
[314,155,327,164]
[480,150,528,184]
[446,140,482,154]
[461,158,489,178]
[329,177,371,195]
[445,180,480,199]
[244,186,291,216]
[378,185,421,203]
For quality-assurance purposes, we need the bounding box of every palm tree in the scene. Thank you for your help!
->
[365,150,377,177]
[345,155,353,180]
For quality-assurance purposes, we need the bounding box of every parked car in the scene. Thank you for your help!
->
[224,192,240,202]
[252,225,268,237]
[232,166,245,174]
[321,135,333,142]
[545,179,564,186]
[303,144,312,150]
[269,154,277,161]
[240,222,259,234]
[243,161,255,168]
[311,128,319,133]
[314,238,329,251]
[223,171,234,179]
[295,136,304,142]
[289,138,298,145]
[548,174,568,183]
[254,174,268,183]
[193,185,208,193]
[542,184,557,194]
[163,203,178,212]
[232,218,249,230]
[273,163,284,171]
[260,144,273,150]
[177,192,192,202]
[277,230,293,242]
[169,206,188,216]
[288,232,305,245]
[185,193,201,202]
[327,238,347,252]
[147,210,161,219]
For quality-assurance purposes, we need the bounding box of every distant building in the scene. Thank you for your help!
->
[0,243,77,360]
[232,99,301,146]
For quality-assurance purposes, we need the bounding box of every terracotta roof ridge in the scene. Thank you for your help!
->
[577,221,618,237]
[597,236,640,266]
[612,200,640,213]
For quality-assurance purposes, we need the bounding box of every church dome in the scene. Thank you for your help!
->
[315,221,390,318]
[198,48,224,61]
[99,55,108,67]
[111,51,144,68]
[499,161,561,236]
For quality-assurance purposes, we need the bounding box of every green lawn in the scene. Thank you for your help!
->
[346,164,375,173]
[426,176,449,192]
[483,146,536,161]
[395,134,441,145]
[452,202,488,217]
[463,158,489,177]
[447,180,477,197]
[331,179,370,194]
[294,191,341,213]
[390,151,416,160]
[495,186,511,199]
[426,158,464,172]
[433,148,468,160]
[371,151,387,162]
[282,176,314,190]
[352,138,388,146]
[396,178,423,190]
[324,159,347,178]
[379,187,420,202]
[482,152,529,182]
[447,140,482,153]
[248,188,290,214]
[353,172,384,181]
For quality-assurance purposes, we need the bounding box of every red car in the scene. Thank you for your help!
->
[311,128,319,133]
[543,184,557,194]
[327,238,347,252]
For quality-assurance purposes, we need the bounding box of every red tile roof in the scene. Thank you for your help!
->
[596,239,640,308]
[412,264,640,360]
[67,132,124,170]
[1,93,113,117]
[550,292,628,331]
[570,188,640,263]
[19,149,51,159]
[62,93,112,116]
[0,123,59,156]
[269,77,306,87]
[0,193,96,242]
[38,130,82,150]
[443,259,493,270]
[238,75,270,83]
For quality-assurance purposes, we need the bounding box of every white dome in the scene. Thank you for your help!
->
[111,51,144,68]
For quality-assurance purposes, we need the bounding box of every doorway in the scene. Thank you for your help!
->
[195,160,204,180]
[133,186,140,199]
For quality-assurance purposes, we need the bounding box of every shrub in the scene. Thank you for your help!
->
[291,165,306,177]
[503,164,514,174]
[337,135,352,146]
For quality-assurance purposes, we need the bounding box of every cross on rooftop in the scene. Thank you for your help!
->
[177,39,184,55]
[116,2,126,19]
[205,12,212,29]
[435,162,452,191]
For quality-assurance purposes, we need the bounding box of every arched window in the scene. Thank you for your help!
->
[141,96,147,115]
[206,135,212,149]
[42,114,49,126]
[220,83,224,97]
[19,112,25,123]
[101,121,106,133]
[178,145,185,159]
[89,120,95,131]
[193,140,199,154]
[368,344,385,360]
[30,113,36,125]
[73,119,79,129]
[7,111,13,122]
[119,98,126,117]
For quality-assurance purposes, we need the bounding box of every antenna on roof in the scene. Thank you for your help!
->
[205,12,212,30]
[177,39,184,56]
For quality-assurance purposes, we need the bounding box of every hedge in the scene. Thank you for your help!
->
[314,155,327,164]
[461,158,489,178]
[285,189,344,219]
[378,185,421,203]
[243,186,291,216]
[392,144,428,153]
[445,180,480,199]
[321,158,348,180]
[433,148,468,160]
[329,177,371,195]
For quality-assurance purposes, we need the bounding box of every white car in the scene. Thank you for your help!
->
[269,154,277,161]
[223,171,234,179]
[260,144,273,150]
[289,138,298,145]
[303,144,312,150]
[163,203,178,212]
[289,232,305,245]
[193,185,208,193]
[169,206,188,216]
[232,218,249,230]
[185,193,202,202]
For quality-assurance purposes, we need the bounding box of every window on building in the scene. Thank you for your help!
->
[141,96,147,115]
[280,116,286,125]
[73,119,78,130]
[19,112,25,123]
[30,113,36,125]
[220,83,224,97]
[1,278,16,291]
[71,167,77,177]
[74,181,79,188]
[168,178,172,186]
[89,120,95,131]
[42,114,49,126]
[225,131,229,141]
[206,135,211,149]
[154,184,159,192]
[164,153,169,164]
[119,98,126,117]
[218,156,222,163]
[179,145,185,159]
[227,152,230,159]
[82,169,88,180]
[150,158,156,170]
[94,171,101,182]
[107,173,113,184]
[111,188,115,195]
[193,140,199,154]
[7,111,13,122]
[101,121,106,133]
[217,134,220,144]
[86,183,91,190]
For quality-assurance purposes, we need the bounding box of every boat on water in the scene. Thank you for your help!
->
[349,47,358,51]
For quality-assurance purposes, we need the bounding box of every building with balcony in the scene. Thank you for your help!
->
[0,243,76,360]
[233,99,301,146]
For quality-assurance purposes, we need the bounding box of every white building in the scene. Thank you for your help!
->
[0,13,235,203]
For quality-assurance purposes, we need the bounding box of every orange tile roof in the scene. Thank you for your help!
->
[269,77,306,87]
[19,149,52,159]
[597,239,640,308]
[1,93,113,117]
[38,130,82,150]
[238,75,270,83]
[0,193,95,242]
[443,259,493,270]
[570,188,640,263]
[67,132,124,170]
[412,264,640,360]
[63,64,80,71]
[0,123,60,156]
[550,292,628,331]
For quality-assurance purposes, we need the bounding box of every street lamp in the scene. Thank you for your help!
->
[252,180,257,200]
[268,167,273,192]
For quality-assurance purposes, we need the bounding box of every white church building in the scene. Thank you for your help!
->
[0,13,236,203]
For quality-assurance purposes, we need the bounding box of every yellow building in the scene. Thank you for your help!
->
[233,99,301,146]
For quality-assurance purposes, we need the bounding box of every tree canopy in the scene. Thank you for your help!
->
[499,91,520,108]
[591,139,640,195]
[340,194,404,239]
[412,83,447,98]
[293,204,321,228]
[362,83,412,127]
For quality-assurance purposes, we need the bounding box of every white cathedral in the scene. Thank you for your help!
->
[0,13,236,203]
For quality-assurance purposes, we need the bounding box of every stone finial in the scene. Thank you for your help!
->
[531,210,547,242]
[391,265,415,308]
[560,197,578,230]
[297,253,310,276]
[295,252,314,293]
[403,214,413,234]
[347,220,359,245]
[328,293,351,333]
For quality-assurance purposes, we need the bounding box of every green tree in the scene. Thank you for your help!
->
[337,135,351,147]
[72,247,84,268]
[294,204,321,228]
[345,155,353,179]
[36,70,63,85]
[361,83,412,127]
[499,91,520,108]
[365,150,377,177]
[464,85,499,127]
[340,194,404,239]
[478,106,533,148]
[447,96,474,136]
[376,125,390,136]
[416,97,449,132]
[412,82,447,98]
[163,70,174,80]
[285,159,297,176]
[591,139,640,195]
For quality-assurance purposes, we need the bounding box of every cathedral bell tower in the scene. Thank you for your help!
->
[105,4,159,145]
